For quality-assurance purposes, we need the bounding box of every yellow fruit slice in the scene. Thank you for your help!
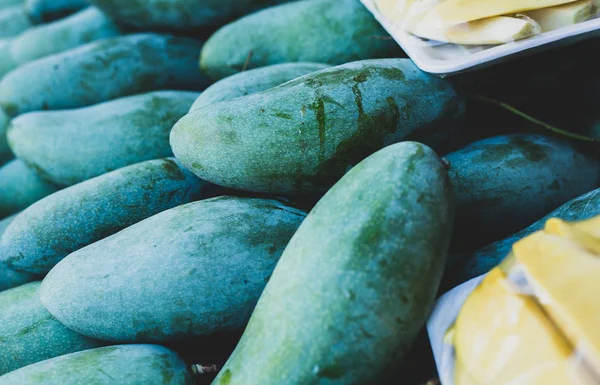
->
[408,15,540,45]
[524,0,595,32]
[432,0,579,25]
[453,268,576,385]
[512,217,600,374]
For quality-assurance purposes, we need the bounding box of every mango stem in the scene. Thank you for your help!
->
[472,95,597,144]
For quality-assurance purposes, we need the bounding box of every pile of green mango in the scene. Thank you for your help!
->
[0,0,597,384]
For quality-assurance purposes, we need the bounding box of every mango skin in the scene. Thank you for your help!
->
[8,91,200,187]
[24,0,89,23]
[0,33,210,117]
[445,187,600,289]
[0,158,214,275]
[0,159,60,219]
[0,108,12,165]
[172,58,464,194]
[200,0,404,80]
[0,345,194,385]
[0,6,32,39]
[41,197,306,342]
[446,134,600,252]
[212,142,455,385]
[0,0,21,8]
[88,0,295,32]
[190,62,330,111]
[0,214,35,293]
[0,282,102,376]
[0,7,122,79]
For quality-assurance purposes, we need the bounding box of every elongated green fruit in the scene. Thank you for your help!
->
[0,6,32,39]
[0,282,101,376]
[24,0,89,23]
[88,0,295,32]
[0,214,35,293]
[0,7,122,79]
[200,0,403,80]
[9,91,200,187]
[0,108,12,165]
[172,58,464,194]
[445,187,600,289]
[0,158,214,275]
[0,345,193,384]
[0,0,22,8]
[41,197,306,342]
[213,142,454,384]
[0,33,210,117]
[0,159,59,219]
[190,62,330,111]
[445,134,600,252]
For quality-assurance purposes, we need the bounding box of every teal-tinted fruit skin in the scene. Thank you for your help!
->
[212,142,455,385]
[0,344,194,384]
[0,33,210,117]
[0,0,21,9]
[40,197,306,342]
[0,214,35,293]
[172,58,464,194]
[0,159,60,219]
[190,62,330,111]
[8,91,200,187]
[88,0,295,32]
[444,187,600,290]
[0,6,32,39]
[0,7,123,79]
[24,0,90,23]
[0,282,102,376]
[0,108,12,165]
[445,134,600,253]
[200,0,404,81]
[0,158,213,275]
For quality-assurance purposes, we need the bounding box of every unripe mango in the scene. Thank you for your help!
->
[0,6,32,38]
[0,282,101,376]
[190,62,330,111]
[0,33,210,117]
[0,159,59,219]
[0,108,12,165]
[200,0,403,80]
[0,158,213,275]
[0,214,35,293]
[0,345,193,384]
[171,58,464,194]
[8,91,199,187]
[213,142,454,384]
[24,0,89,23]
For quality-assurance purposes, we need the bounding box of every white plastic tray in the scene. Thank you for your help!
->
[361,0,600,76]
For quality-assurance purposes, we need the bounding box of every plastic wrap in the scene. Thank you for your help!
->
[428,216,600,385]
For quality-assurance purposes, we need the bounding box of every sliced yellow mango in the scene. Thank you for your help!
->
[512,218,600,373]
[524,0,595,32]
[432,0,579,25]
[408,15,540,45]
[453,268,576,385]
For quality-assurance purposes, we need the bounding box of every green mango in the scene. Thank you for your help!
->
[9,91,200,187]
[445,134,600,253]
[200,0,403,81]
[0,159,60,219]
[0,108,12,165]
[212,142,454,385]
[0,282,102,376]
[0,214,35,293]
[0,7,123,79]
[88,0,295,32]
[0,6,32,39]
[444,187,600,290]
[190,62,330,111]
[0,33,210,117]
[171,58,464,194]
[0,344,194,384]
[0,158,214,275]
[41,197,306,342]
[0,0,22,8]
[24,0,89,23]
